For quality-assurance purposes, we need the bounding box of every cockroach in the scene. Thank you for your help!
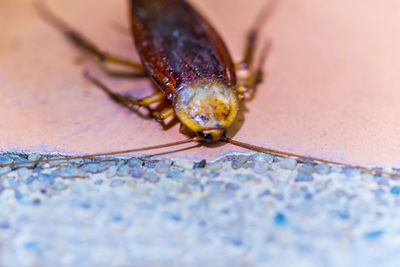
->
[0,0,395,177]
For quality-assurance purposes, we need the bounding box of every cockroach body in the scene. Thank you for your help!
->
[131,0,239,141]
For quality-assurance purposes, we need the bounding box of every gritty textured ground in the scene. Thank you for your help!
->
[1,152,400,267]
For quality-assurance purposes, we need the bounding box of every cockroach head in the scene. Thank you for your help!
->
[174,79,238,142]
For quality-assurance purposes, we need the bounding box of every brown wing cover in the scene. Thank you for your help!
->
[130,0,236,100]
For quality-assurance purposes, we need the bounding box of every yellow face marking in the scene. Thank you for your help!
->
[174,79,238,135]
[188,97,230,123]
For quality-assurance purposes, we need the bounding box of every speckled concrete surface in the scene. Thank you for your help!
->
[1,153,400,267]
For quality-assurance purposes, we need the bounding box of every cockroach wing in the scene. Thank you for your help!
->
[130,0,236,101]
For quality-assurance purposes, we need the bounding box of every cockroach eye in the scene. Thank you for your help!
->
[196,129,226,142]
[197,131,213,141]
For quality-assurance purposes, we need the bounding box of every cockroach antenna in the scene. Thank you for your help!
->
[222,137,399,178]
[0,138,196,168]
[1,137,398,179]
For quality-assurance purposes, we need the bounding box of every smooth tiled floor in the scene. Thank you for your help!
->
[1,0,400,166]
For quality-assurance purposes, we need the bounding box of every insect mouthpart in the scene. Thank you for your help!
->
[197,129,227,142]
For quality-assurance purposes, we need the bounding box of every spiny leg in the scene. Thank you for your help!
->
[152,106,175,122]
[237,29,258,71]
[101,67,147,79]
[141,92,166,106]
[235,25,262,100]
[237,42,271,101]
[84,72,164,110]
[151,105,178,130]
[83,72,178,129]
[235,0,276,99]
[235,28,259,100]
[36,2,145,72]
[236,0,276,70]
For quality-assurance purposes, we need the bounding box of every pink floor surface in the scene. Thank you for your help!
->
[1,0,400,167]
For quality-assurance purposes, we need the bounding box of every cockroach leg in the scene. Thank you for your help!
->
[237,20,265,71]
[98,53,143,70]
[236,40,272,101]
[235,0,276,100]
[238,30,258,70]
[152,108,178,130]
[236,65,264,101]
[84,72,164,109]
[140,92,166,106]
[36,2,144,71]
[146,101,178,130]
[235,26,261,99]
[155,114,179,130]
[100,66,147,79]
[237,0,277,70]
[84,71,176,128]
[236,61,262,101]
[152,106,175,121]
